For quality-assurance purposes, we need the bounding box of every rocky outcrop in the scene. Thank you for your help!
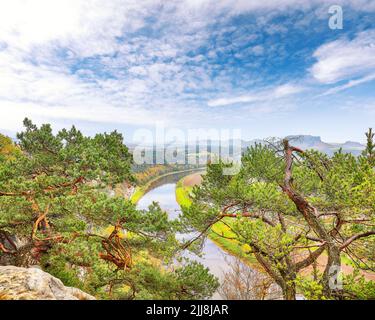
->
[0,266,95,300]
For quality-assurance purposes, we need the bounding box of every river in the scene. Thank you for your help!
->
[137,182,237,299]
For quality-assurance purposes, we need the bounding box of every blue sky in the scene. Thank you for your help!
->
[0,0,375,143]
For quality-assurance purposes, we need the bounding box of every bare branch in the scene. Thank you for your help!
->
[295,244,326,271]
[340,231,375,251]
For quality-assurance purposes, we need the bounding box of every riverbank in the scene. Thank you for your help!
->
[175,174,257,267]
[135,177,240,299]
[131,168,205,204]
[175,173,375,282]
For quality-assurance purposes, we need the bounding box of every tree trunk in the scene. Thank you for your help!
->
[282,141,343,299]
[284,284,296,300]
[322,244,341,298]
[282,272,297,300]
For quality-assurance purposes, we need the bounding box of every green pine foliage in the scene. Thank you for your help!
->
[0,119,218,299]
[181,138,375,300]
[362,128,375,166]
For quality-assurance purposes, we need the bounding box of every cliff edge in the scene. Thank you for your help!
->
[0,266,95,300]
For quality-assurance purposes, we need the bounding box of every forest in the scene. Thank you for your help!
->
[0,119,374,300]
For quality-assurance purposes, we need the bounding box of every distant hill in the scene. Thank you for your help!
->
[242,135,365,156]
[127,135,365,158]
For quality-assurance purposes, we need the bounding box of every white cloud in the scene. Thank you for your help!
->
[311,30,375,84]
[0,0,157,57]
[0,0,374,134]
[0,1,219,131]
[322,73,375,95]
[176,0,375,19]
[207,83,304,107]
[273,84,304,97]
[0,101,162,132]
[1,1,373,58]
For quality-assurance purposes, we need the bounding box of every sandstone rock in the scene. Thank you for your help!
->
[0,265,95,300]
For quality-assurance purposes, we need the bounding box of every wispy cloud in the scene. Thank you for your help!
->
[0,1,374,141]
[207,84,305,107]
[311,30,375,84]
[322,73,375,96]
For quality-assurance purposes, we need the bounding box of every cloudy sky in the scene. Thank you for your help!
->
[0,0,375,143]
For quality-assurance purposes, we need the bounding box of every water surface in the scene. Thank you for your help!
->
[137,182,237,299]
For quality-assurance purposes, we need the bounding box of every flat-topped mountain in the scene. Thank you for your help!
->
[282,135,365,156]
[127,135,365,157]
[235,135,364,156]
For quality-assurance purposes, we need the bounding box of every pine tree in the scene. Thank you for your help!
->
[0,119,218,299]
[182,134,375,300]
[363,128,375,166]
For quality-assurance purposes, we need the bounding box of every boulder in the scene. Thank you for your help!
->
[0,265,95,300]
